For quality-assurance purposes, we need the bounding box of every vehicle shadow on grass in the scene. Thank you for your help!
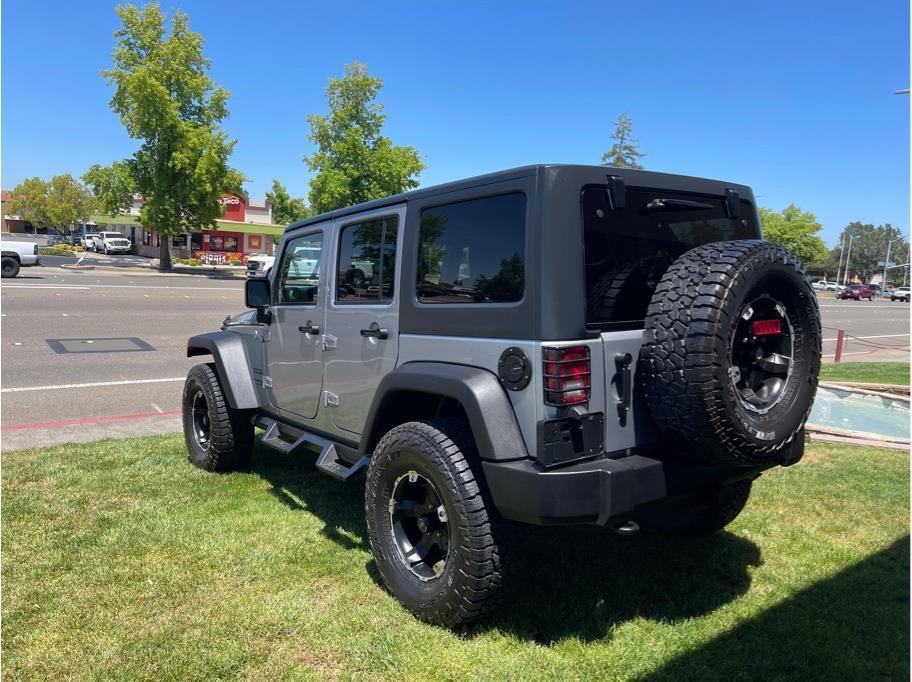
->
[251,443,368,551]
[644,535,910,680]
[249,443,763,644]
[471,523,762,644]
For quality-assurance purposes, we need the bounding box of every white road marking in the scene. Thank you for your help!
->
[822,333,910,342]
[1,377,185,393]
[1,285,90,290]
[150,403,164,413]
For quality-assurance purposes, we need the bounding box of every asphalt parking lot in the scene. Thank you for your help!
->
[1,268,908,451]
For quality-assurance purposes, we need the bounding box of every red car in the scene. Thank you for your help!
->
[837,284,875,301]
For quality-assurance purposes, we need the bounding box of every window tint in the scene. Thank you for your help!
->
[336,216,398,305]
[277,233,323,305]
[417,193,525,304]
[583,187,757,327]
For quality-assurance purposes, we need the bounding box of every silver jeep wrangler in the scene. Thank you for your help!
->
[182,164,821,626]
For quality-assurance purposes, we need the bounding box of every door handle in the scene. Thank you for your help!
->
[299,321,320,334]
[360,324,388,340]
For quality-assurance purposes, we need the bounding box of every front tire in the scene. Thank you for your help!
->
[1,256,20,278]
[365,419,503,627]
[182,363,253,472]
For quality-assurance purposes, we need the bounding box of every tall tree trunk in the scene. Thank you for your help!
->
[158,236,172,271]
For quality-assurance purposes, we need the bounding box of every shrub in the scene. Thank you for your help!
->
[186,258,201,267]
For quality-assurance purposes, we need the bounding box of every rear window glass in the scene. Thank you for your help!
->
[336,216,398,305]
[417,193,525,304]
[583,186,757,328]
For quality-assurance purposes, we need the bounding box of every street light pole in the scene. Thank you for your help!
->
[882,236,904,290]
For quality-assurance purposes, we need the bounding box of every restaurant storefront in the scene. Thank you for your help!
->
[93,193,284,260]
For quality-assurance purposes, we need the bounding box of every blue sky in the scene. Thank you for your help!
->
[2,0,908,246]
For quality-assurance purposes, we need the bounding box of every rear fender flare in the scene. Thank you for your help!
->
[187,332,259,409]
[360,362,529,462]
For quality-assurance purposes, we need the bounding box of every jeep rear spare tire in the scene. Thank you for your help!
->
[639,240,821,467]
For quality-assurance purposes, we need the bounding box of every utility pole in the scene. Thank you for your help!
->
[842,235,854,287]
[835,235,846,285]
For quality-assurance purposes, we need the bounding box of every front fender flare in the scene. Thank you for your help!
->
[187,332,259,409]
[360,362,529,462]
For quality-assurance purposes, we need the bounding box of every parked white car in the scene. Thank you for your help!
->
[93,232,132,255]
[890,286,910,302]
[814,280,841,291]
[82,233,101,250]
[1,239,40,278]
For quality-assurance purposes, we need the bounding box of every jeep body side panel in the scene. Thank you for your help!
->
[360,362,529,462]
[187,331,260,409]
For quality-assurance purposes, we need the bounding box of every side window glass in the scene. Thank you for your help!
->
[417,193,525,304]
[336,216,398,305]
[277,232,323,305]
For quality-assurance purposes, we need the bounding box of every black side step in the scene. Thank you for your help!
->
[256,417,368,482]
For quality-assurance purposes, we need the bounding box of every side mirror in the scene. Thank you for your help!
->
[245,279,271,323]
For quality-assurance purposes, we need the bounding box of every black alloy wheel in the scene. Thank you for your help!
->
[389,470,450,581]
[190,389,211,449]
[729,295,793,414]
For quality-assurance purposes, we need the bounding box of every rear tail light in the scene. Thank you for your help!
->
[751,319,782,336]
[543,346,591,406]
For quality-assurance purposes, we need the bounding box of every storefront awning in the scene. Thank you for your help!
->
[91,215,285,235]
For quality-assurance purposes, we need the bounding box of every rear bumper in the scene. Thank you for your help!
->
[483,454,772,526]
[483,455,667,526]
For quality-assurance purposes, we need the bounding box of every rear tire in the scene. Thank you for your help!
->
[639,240,821,467]
[1,256,20,278]
[182,363,253,472]
[644,480,753,537]
[365,419,503,627]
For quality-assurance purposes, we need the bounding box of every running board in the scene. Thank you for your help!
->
[256,417,368,482]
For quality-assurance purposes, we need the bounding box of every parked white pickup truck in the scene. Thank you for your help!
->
[245,254,276,278]
[1,239,40,278]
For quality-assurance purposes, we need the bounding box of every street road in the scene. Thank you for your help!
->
[2,268,244,449]
[0,268,908,451]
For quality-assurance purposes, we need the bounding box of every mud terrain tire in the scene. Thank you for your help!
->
[639,240,821,467]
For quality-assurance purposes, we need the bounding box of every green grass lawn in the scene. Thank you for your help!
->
[820,361,910,385]
[3,436,908,679]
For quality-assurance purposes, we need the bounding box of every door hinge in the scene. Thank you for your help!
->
[324,390,339,407]
[262,375,273,389]
[322,334,337,350]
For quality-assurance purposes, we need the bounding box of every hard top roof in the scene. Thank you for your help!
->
[284,163,752,233]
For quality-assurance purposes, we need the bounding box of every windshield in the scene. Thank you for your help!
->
[102,233,123,238]
[583,186,759,328]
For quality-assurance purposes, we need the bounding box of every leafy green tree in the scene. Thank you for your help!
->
[85,3,244,270]
[266,179,310,226]
[7,175,96,233]
[759,205,828,266]
[83,162,134,217]
[829,222,909,285]
[304,61,425,214]
[601,112,646,169]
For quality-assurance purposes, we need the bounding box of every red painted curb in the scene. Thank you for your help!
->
[1,409,181,432]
